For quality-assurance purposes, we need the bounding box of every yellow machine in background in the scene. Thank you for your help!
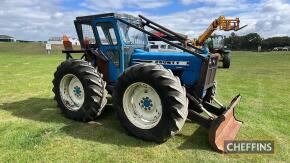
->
[194,15,246,46]
[193,16,247,68]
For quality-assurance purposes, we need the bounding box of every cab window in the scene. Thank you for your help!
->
[96,23,117,45]
[150,45,158,49]
[160,45,166,49]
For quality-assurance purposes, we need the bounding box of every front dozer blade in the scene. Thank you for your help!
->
[208,95,242,153]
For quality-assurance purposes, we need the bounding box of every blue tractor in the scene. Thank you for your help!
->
[53,13,242,152]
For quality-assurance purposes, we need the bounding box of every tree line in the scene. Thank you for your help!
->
[224,33,290,51]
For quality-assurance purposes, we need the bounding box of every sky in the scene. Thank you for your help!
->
[0,0,290,41]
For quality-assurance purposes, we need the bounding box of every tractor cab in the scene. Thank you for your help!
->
[73,13,149,84]
[207,35,225,50]
[205,34,232,68]
[205,34,231,53]
[72,13,211,90]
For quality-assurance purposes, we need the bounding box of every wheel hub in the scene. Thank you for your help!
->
[123,82,162,129]
[73,86,82,97]
[59,74,85,111]
[140,97,153,111]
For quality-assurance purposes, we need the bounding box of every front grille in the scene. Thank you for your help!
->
[204,55,218,89]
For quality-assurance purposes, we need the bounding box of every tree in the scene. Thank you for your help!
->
[224,33,290,51]
[262,36,290,51]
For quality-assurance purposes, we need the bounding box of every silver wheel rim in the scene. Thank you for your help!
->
[60,74,85,111]
[123,82,162,129]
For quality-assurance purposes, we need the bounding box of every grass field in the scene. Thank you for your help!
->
[0,43,289,162]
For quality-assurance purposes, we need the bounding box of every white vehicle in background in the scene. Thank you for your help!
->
[272,47,290,51]
[149,41,183,52]
[282,46,290,51]
[272,47,283,51]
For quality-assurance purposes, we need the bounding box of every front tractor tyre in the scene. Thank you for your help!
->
[113,64,188,143]
[222,53,231,68]
[52,59,107,122]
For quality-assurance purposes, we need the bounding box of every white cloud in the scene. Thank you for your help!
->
[81,0,171,10]
[0,0,289,41]
[181,0,242,6]
[142,4,251,38]
[0,0,93,40]
[145,0,290,38]
[137,1,171,9]
[255,0,290,36]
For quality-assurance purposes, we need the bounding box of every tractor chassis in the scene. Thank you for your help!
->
[58,13,243,153]
[63,48,242,153]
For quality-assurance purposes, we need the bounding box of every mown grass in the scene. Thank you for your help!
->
[0,43,289,162]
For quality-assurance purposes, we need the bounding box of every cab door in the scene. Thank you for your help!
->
[92,18,124,83]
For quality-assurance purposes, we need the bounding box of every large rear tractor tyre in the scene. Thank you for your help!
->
[52,59,107,122]
[222,53,231,68]
[113,64,188,143]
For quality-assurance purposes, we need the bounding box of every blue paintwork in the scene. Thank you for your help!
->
[91,17,124,82]
[89,15,211,97]
[73,86,82,97]
[130,49,206,86]
[143,98,151,108]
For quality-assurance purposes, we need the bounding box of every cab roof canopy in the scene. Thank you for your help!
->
[75,13,141,23]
